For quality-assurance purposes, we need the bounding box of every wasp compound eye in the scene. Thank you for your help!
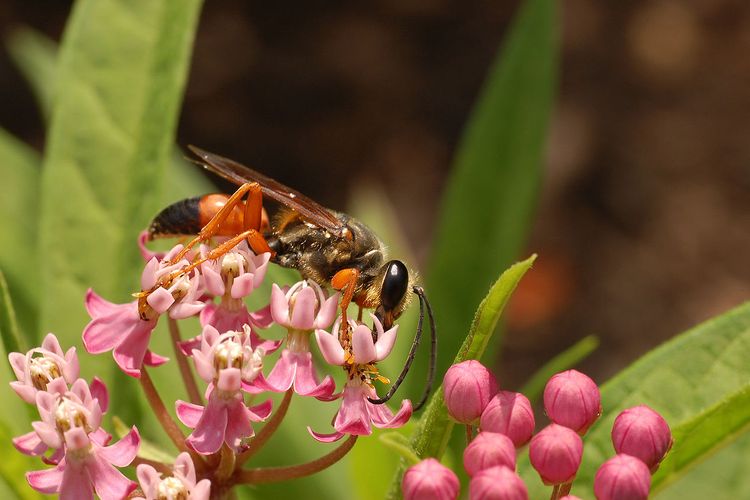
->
[380,260,409,311]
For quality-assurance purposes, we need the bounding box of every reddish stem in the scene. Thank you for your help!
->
[168,317,202,405]
[131,456,171,475]
[233,435,357,484]
[235,389,293,468]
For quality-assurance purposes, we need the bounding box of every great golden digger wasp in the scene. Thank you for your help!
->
[145,146,437,409]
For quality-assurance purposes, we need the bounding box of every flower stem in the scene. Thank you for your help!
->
[168,317,202,405]
[233,435,357,484]
[235,389,293,467]
[465,424,474,445]
[551,484,561,500]
[139,367,205,471]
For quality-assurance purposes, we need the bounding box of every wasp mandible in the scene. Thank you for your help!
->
[146,146,437,409]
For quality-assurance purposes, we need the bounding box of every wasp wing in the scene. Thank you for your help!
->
[188,145,345,236]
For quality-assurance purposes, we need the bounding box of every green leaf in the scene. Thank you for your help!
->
[652,385,750,494]
[6,27,58,120]
[422,0,558,384]
[36,0,202,360]
[0,128,40,341]
[0,270,25,355]
[519,335,599,403]
[519,302,750,498]
[386,255,536,498]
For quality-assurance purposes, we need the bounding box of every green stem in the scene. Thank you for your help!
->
[168,316,203,405]
[233,435,357,484]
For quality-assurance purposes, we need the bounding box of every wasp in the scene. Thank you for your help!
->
[146,146,436,409]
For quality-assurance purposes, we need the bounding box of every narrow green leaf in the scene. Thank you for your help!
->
[37,0,202,355]
[6,27,58,120]
[519,335,599,403]
[0,270,25,355]
[0,128,40,341]
[518,302,750,497]
[422,0,558,383]
[386,255,536,498]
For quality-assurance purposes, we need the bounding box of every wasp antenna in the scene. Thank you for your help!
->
[367,286,437,411]
[413,286,437,411]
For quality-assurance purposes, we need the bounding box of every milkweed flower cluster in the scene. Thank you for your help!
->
[403,364,672,500]
[9,231,413,498]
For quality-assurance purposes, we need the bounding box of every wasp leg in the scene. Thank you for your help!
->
[169,182,260,263]
[331,267,360,341]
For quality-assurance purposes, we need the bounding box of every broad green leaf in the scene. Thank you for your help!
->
[519,335,599,403]
[518,302,750,497]
[386,255,536,498]
[6,27,58,120]
[422,0,557,382]
[652,385,750,493]
[0,128,40,341]
[37,0,202,393]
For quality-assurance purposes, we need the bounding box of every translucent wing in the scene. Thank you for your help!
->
[188,145,345,236]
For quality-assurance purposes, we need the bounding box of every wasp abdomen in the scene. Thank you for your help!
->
[148,196,202,239]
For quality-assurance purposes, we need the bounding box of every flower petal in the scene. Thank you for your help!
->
[315,330,346,366]
[87,451,138,500]
[374,324,399,362]
[263,350,297,392]
[98,427,140,467]
[351,324,377,364]
[371,398,413,429]
[27,464,65,494]
[250,304,273,328]
[186,394,228,455]
[291,351,336,398]
[13,430,47,456]
[290,286,316,330]
[269,284,290,326]
[314,294,339,329]
[176,401,204,429]
[307,427,345,443]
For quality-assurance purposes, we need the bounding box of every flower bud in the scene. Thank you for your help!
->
[611,405,672,470]
[594,454,651,500]
[469,466,528,500]
[543,370,601,434]
[529,424,583,485]
[559,496,583,500]
[443,360,498,424]
[480,391,535,447]
[463,432,516,477]
[402,458,459,500]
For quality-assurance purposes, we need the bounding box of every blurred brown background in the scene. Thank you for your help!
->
[1,0,749,388]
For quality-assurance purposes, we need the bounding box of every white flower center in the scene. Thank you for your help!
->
[156,476,188,500]
[29,357,61,390]
[54,398,89,434]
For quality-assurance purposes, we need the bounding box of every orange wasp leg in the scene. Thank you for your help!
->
[331,267,360,344]
[169,182,260,263]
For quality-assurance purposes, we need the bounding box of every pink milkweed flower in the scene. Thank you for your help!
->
[611,405,672,471]
[529,424,583,486]
[176,326,272,454]
[309,317,411,442]
[402,458,460,500]
[480,391,536,447]
[463,432,516,477]
[469,466,528,500]
[543,370,601,435]
[255,281,339,398]
[443,360,499,424]
[83,244,204,377]
[14,377,110,463]
[593,454,651,500]
[135,452,210,500]
[9,333,79,404]
[24,378,139,498]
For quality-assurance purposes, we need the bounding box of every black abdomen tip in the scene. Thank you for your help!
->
[148,196,202,239]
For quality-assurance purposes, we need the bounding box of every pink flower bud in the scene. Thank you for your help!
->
[594,454,651,500]
[529,424,583,485]
[559,496,583,500]
[543,370,601,434]
[463,432,516,477]
[443,360,498,424]
[402,458,459,500]
[611,405,672,470]
[480,391,535,447]
[469,466,528,500]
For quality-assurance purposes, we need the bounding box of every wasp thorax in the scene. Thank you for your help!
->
[156,477,188,500]
[29,356,61,391]
[54,398,90,434]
